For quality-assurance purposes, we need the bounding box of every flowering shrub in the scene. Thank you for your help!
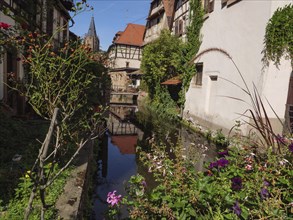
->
[109,139,292,219]
[107,191,122,207]
[0,22,11,29]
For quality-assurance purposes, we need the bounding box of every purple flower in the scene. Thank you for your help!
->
[231,177,242,191]
[289,143,293,153]
[217,158,229,167]
[209,161,218,169]
[276,134,286,144]
[232,201,241,216]
[209,158,229,169]
[107,190,122,206]
[263,180,270,187]
[141,180,147,188]
[218,150,229,157]
[260,188,270,200]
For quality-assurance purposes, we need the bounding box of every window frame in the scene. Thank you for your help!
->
[194,63,203,86]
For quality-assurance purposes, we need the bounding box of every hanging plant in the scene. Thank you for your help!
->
[263,4,293,68]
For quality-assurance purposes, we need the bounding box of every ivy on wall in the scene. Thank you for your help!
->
[263,4,293,68]
[180,0,204,105]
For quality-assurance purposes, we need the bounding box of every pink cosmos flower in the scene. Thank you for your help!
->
[0,22,11,29]
[107,190,122,206]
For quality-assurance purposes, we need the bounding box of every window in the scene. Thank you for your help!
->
[222,0,241,8]
[126,61,130,68]
[179,20,183,36]
[203,0,214,14]
[156,17,160,24]
[174,19,183,36]
[226,0,241,7]
[195,63,203,86]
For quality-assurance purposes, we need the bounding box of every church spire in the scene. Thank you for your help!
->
[84,16,100,52]
[87,16,97,37]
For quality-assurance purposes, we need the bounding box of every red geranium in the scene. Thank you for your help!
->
[0,22,11,29]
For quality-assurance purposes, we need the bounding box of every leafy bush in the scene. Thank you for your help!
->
[108,139,293,219]
[2,164,71,220]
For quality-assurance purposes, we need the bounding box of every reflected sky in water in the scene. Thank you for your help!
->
[92,135,137,219]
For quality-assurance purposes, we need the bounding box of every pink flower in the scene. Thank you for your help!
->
[245,164,253,171]
[0,22,11,29]
[107,190,122,206]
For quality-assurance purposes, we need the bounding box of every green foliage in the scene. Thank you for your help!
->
[204,129,229,148]
[0,112,48,204]
[2,164,71,220]
[141,30,184,99]
[140,0,204,106]
[263,4,293,67]
[109,140,293,219]
[136,89,180,142]
[179,0,204,105]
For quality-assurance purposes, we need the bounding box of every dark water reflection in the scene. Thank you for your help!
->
[92,134,137,219]
[91,108,217,219]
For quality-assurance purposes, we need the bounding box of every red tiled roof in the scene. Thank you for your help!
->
[161,76,182,85]
[114,23,146,46]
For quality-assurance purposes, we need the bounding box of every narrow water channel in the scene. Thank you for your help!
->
[91,106,217,219]
[92,132,138,219]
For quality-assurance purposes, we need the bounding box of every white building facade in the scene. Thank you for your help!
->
[184,0,293,134]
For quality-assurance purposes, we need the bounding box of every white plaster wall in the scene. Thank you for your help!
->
[184,0,292,133]
[262,59,292,119]
[144,14,168,45]
[263,0,293,119]
[115,57,141,69]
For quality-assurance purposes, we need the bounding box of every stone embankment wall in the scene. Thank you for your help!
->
[56,140,94,219]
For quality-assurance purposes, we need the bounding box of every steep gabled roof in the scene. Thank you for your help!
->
[113,23,146,46]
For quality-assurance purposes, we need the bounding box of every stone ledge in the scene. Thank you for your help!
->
[56,140,93,220]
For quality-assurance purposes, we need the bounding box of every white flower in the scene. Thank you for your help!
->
[279,159,289,166]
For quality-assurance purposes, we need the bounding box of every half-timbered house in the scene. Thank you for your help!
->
[143,0,175,45]
[0,0,72,115]
[108,23,145,93]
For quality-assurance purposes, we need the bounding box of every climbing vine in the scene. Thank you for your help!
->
[263,4,293,68]
[141,0,203,105]
[179,0,204,105]
[141,29,184,99]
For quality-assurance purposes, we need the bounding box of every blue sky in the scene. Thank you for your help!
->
[70,1,150,51]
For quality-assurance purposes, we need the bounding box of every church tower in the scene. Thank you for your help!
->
[84,17,100,52]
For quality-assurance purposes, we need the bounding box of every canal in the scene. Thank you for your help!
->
[91,104,217,219]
